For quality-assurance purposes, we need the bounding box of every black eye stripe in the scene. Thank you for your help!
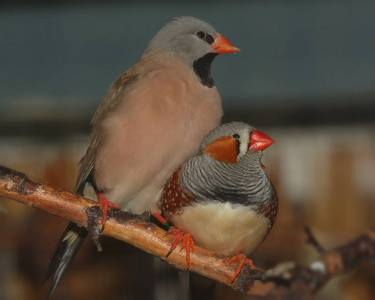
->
[231,134,241,157]
[235,139,241,157]
[196,31,214,45]
[204,34,214,44]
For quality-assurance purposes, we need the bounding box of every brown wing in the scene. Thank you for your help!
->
[75,71,139,194]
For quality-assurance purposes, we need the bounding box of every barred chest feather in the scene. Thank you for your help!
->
[160,169,278,257]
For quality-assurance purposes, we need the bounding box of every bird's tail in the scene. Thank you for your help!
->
[44,222,88,299]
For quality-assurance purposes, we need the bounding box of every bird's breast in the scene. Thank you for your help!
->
[94,62,222,213]
[169,202,270,256]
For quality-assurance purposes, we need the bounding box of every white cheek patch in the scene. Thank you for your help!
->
[237,130,251,160]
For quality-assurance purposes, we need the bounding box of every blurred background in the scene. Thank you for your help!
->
[1,0,375,299]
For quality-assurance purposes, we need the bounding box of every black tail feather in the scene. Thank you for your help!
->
[44,222,88,299]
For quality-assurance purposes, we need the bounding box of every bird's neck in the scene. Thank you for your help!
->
[193,53,218,88]
[181,152,274,207]
[141,51,217,89]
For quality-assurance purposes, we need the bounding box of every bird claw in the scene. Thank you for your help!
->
[96,192,120,231]
[166,227,194,269]
[228,253,254,282]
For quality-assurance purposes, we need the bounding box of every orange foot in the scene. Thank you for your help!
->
[228,253,254,282]
[166,227,195,269]
[96,191,120,228]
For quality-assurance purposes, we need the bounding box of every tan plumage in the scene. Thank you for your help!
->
[87,52,223,213]
[45,16,239,298]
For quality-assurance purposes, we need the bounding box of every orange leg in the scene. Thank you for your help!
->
[96,192,120,227]
[152,212,170,227]
[228,253,254,282]
[151,212,195,268]
[166,227,195,269]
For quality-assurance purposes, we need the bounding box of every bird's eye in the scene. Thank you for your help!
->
[232,134,240,140]
[196,31,206,39]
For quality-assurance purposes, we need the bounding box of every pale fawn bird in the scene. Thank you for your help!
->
[45,16,239,298]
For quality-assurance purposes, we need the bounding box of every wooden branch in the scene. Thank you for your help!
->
[253,228,375,298]
[0,164,374,298]
[0,165,259,290]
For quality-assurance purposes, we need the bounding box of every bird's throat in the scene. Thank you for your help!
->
[193,53,218,88]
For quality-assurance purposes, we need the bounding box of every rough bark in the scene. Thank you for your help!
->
[1,165,374,298]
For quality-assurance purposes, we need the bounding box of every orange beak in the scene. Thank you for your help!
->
[249,130,274,151]
[209,33,240,54]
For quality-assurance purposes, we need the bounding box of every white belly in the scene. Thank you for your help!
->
[170,202,270,256]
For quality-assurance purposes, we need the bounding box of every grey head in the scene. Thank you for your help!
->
[200,121,256,162]
[146,16,218,65]
[145,16,239,87]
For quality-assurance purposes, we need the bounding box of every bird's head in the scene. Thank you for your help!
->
[202,122,274,164]
[146,16,239,85]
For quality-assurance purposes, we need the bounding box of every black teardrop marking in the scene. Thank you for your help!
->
[193,53,218,88]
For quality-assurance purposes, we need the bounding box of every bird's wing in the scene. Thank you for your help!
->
[75,71,139,194]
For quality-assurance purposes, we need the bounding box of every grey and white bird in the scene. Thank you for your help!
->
[45,16,239,297]
[158,122,277,281]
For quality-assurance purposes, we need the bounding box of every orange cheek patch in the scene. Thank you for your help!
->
[204,136,238,163]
